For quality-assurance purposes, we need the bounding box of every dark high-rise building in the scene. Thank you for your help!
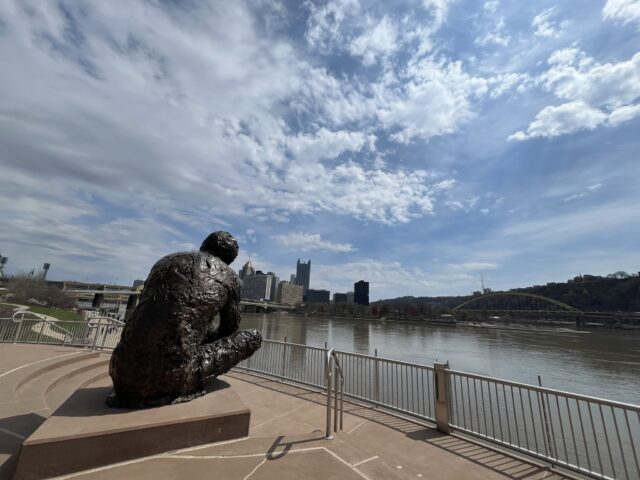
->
[354,280,369,306]
[306,289,330,304]
[295,259,311,296]
[333,292,349,304]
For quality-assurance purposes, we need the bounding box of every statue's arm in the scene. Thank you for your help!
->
[205,280,241,342]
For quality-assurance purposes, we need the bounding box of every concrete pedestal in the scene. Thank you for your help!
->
[13,380,250,480]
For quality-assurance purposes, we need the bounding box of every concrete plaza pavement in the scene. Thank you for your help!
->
[0,344,573,480]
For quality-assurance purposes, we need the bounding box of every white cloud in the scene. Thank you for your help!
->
[286,128,375,164]
[487,73,532,98]
[0,0,476,285]
[508,101,607,141]
[542,50,640,108]
[349,16,398,66]
[448,262,497,270]
[476,17,510,47]
[378,58,488,143]
[603,0,640,25]
[510,49,640,140]
[608,103,640,125]
[421,0,454,29]
[271,233,355,253]
[305,0,360,52]
[563,183,602,202]
[532,7,568,38]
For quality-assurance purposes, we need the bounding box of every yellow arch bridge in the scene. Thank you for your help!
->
[452,292,640,326]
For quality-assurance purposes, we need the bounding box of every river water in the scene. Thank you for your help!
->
[241,313,640,405]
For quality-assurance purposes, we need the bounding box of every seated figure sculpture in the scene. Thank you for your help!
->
[107,231,262,408]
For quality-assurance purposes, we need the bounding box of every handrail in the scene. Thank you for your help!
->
[11,310,75,344]
[324,348,344,439]
[87,316,125,327]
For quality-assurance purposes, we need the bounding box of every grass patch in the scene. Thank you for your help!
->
[26,306,84,322]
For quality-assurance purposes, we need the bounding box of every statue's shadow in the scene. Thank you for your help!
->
[57,378,232,417]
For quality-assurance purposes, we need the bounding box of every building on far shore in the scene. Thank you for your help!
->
[242,272,277,301]
[239,260,255,280]
[277,281,304,306]
[306,289,330,304]
[333,292,349,304]
[294,259,311,297]
[354,280,369,306]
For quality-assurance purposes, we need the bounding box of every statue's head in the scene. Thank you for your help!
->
[200,231,239,265]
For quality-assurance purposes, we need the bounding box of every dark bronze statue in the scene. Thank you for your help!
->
[107,231,262,408]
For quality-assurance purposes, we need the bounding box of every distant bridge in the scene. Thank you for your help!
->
[64,288,295,312]
[453,292,582,313]
[452,292,640,326]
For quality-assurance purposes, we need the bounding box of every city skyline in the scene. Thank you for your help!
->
[1,1,639,301]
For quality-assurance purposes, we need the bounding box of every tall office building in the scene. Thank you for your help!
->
[239,260,255,280]
[294,259,311,296]
[354,280,369,306]
[267,272,279,301]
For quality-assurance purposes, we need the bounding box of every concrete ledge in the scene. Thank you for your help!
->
[13,380,250,480]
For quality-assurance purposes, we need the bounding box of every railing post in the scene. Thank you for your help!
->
[281,337,287,379]
[538,375,556,459]
[36,321,46,344]
[13,315,24,344]
[325,350,333,440]
[434,361,451,434]
[99,323,109,349]
[90,324,100,351]
[374,349,380,404]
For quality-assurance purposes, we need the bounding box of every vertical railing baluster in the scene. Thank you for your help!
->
[611,405,628,480]
[527,389,540,453]
[565,397,579,469]
[480,380,488,437]
[554,395,568,462]
[36,321,45,344]
[511,385,521,448]
[623,409,639,479]
[576,399,592,473]
[518,388,530,452]
[502,383,512,445]
[599,404,616,478]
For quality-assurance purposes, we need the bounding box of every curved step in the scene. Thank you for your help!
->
[0,350,91,404]
[13,356,106,416]
[14,351,99,394]
[44,358,110,411]
[45,360,111,412]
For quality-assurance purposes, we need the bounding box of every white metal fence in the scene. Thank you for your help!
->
[447,369,640,480]
[1,318,638,480]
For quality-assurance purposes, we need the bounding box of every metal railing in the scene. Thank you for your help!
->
[335,349,436,422]
[234,339,639,480]
[446,369,640,480]
[1,323,638,480]
[0,315,123,349]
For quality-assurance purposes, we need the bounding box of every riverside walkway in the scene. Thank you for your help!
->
[0,344,571,480]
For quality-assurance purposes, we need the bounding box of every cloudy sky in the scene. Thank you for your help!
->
[1,0,639,300]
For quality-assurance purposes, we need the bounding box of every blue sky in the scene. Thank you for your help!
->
[1,0,639,300]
